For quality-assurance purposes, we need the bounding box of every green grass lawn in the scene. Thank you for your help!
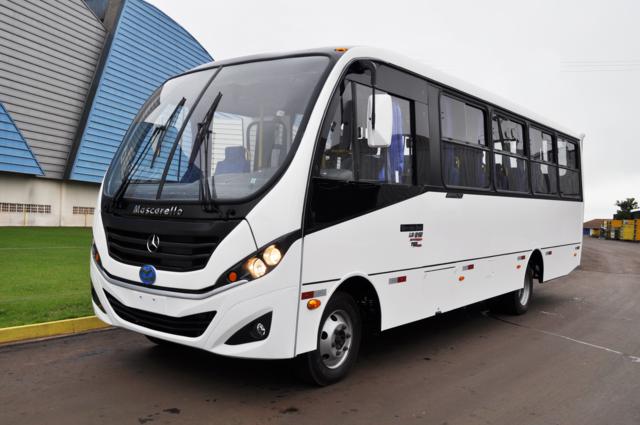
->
[0,227,93,328]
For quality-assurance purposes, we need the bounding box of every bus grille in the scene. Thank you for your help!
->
[105,291,216,338]
[105,227,218,272]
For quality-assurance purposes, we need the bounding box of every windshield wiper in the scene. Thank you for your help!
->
[190,92,223,212]
[155,91,223,210]
[109,98,186,210]
[150,97,186,167]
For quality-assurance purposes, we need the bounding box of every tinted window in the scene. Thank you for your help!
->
[440,96,486,145]
[559,168,580,196]
[531,162,558,194]
[442,143,490,188]
[529,127,554,163]
[494,153,528,192]
[440,95,489,189]
[558,137,577,168]
[492,115,525,155]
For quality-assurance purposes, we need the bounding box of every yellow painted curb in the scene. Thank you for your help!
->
[0,316,111,344]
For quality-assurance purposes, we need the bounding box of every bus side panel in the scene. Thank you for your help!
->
[298,191,582,353]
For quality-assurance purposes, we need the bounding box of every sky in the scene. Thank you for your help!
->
[148,0,639,220]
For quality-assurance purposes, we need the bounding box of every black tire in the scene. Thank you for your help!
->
[498,264,534,315]
[298,292,362,386]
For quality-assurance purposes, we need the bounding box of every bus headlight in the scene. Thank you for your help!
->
[213,231,300,291]
[246,257,267,279]
[262,245,282,266]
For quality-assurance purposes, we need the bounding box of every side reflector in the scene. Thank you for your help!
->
[389,276,407,284]
[462,264,474,271]
[301,289,327,300]
[517,255,526,261]
[516,265,522,269]
[307,299,321,310]
[458,276,465,282]
[546,250,553,256]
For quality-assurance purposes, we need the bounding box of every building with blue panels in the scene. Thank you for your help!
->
[0,0,212,226]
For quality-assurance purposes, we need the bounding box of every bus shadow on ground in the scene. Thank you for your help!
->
[121,297,542,391]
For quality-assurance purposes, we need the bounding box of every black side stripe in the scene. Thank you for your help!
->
[302,278,340,286]
[541,242,582,249]
[369,249,531,277]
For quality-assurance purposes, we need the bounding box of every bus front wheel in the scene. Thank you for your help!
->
[299,292,362,386]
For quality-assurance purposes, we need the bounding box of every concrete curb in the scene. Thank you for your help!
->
[0,316,111,345]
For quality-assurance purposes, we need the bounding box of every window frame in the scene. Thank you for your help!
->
[490,111,531,195]
[528,125,559,197]
[439,91,493,192]
[556,134,581,199]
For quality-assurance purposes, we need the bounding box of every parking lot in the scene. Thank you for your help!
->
[1,237,639,425]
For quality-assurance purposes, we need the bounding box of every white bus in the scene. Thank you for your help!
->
[90,47,584,385]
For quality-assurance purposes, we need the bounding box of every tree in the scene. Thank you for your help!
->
[613,198,638,220]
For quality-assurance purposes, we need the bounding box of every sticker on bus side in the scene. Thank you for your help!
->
[400,224,423,248]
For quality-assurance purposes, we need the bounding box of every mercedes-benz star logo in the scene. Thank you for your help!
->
[146,234,160,253]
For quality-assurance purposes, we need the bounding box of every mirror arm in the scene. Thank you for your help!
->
[361,61,377,129]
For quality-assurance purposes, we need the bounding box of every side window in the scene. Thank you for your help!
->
[557,137,580,197]
[529,128,554,162]
[492,116,524,155]
[529,127,558,195]
[440,95,490,189]
[316,81,413,185]
[492,115,528,193]
[558,138,577,168]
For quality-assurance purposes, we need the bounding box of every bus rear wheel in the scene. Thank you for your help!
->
[498,264,534,315]
[299,292,362,386]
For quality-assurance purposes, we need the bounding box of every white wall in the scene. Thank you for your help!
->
[0,174,99,227]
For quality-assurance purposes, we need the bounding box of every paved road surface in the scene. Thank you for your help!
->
[1,237,639,425]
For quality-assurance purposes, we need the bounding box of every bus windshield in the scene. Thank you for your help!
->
[104,56,330,204]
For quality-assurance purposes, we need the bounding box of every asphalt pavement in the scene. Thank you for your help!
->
[1,237,639,425]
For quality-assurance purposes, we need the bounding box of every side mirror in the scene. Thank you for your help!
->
[367,93,393,148]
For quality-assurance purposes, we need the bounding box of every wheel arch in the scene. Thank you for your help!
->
[529,249,544,283]
[333,275,382,334]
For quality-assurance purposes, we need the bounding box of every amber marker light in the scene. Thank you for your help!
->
[92,243,101,265]
[307,299,321,310]
[458,276,465,282]
[516,265,522,270]
[228,271,238,283]
[335,47,348,52]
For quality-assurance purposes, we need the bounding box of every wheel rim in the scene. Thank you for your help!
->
[517,278,531,306]
[319,309,353,369]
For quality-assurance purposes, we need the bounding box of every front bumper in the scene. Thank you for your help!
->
[90,242,302,359]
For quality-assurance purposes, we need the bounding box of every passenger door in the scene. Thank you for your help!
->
[301,63,435,330]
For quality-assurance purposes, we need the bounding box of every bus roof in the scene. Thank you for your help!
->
[190,46,583,140]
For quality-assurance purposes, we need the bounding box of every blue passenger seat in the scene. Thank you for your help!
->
[215,146,250,175]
